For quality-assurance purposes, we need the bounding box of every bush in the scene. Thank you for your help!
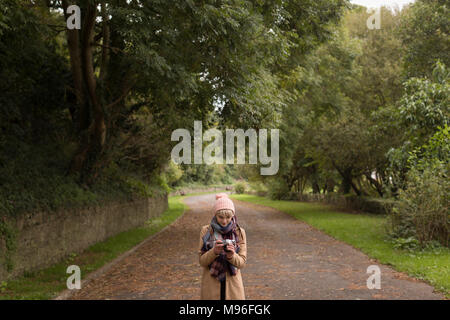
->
[387,161,449,247]
[249,181,268,196]
[267,179,291,200]
[234,181,247,194]
[163,161,183,187]
[391,237,420,251]
[345,196,396,215]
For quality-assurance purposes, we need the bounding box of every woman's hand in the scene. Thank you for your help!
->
[213,240,224,255]
[225,244,235,259]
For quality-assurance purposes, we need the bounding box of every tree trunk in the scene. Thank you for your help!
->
[326,177,335,193]
[364,172,384,197]
[62,0,89,135]
[333,162,359,195]
[64,3,107,185]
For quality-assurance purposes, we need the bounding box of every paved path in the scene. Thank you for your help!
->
[67,194,444,300]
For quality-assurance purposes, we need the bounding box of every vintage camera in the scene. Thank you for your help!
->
[223,239,236,252]
[214,239,236,252]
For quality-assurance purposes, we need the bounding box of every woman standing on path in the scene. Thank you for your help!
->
[198,193,247,300]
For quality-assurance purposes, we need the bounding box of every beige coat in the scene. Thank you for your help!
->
[198,225,247,300]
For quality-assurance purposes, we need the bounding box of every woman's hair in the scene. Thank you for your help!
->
[215,208,234,218]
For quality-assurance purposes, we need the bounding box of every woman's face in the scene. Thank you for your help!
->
[216,212,232,227]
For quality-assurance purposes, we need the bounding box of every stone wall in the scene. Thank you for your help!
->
[0,194,168,282]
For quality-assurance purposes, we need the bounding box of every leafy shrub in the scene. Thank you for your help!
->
[391,237,420,251]
[163,161,183,187]
[387,161,449,247]
[234,181,247,194]
[387,125,450,248]
[249,181,268,196]
[267,179,291,200]
[346,196,397,215]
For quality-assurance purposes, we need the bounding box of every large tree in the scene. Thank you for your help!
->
[38,0,346,185]
[399,0,450,78]
[271,5,407,196]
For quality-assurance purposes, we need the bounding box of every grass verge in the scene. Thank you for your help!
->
[230,194,450,298]
[0,195,187,300]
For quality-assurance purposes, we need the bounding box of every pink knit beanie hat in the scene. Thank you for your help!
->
[215,193,229,200]
[213,194,235,215]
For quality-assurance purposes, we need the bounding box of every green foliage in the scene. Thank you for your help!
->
[400,0,450,78]
[163,161,183,187]
[0,139,168,218]
[267,178,292,200]
[387,124,449,245]
[124,176,156,198]
[391,237,420,251]
[398,61,449,142]
[0,1,69,144]
[176,164,237,187]
[387,158,449,247]
[0,0,351,219]
[407,124,450,171]
[0,220,17,272]
[249,181,268,196]
[275,6,406,198]
[345,6,405,113]
[385,62,449,193]
[401,124,449,248]
[234,181,247,194]
[0,282,7,293]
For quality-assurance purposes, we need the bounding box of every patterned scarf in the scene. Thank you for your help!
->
[201,215,241,281]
